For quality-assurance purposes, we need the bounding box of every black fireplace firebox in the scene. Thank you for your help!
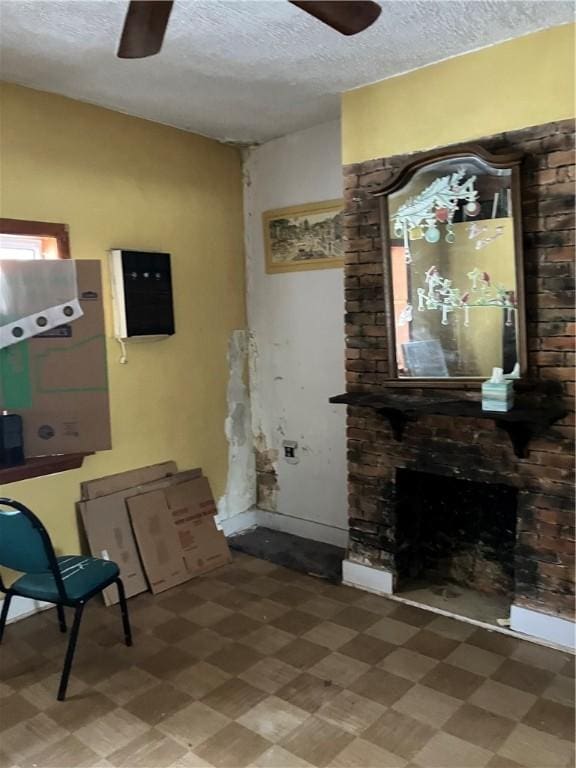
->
[395,469,518,596]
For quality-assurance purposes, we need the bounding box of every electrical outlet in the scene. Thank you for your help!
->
[283,440,299,464]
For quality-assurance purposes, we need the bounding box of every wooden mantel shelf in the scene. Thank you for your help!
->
[0,453,92,485]
[329,392,567,459]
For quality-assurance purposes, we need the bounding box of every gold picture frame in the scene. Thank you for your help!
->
[263,199,344,274]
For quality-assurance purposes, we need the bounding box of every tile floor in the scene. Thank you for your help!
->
[0,553,574,768]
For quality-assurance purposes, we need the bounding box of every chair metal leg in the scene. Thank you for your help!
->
[56,604,67,633]
[57,602,84,701]
[0,593,13,643]
[115,578,132,647]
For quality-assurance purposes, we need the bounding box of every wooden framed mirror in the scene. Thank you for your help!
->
[376,145,526,386]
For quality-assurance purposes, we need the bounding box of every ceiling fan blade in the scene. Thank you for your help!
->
[117,0,174,59]
[289,1,381,36]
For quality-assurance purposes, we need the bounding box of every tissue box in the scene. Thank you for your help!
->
[482,380,514,412]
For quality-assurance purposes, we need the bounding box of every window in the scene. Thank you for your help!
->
[0,218,70,260]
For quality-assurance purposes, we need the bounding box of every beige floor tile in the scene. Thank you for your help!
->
[21,734,102,768]
[497,723,575,768]
[195,722,271,768]
[365,617,420,645]
[249,744,315,767]
[202,677,267,719]
[46,691,117,732]
[413,731,493,768]
[157,701,230,748]
[241,625,294,655]
[363,709,436,760]
[176,627,230,659]
[107,728,188,768]
[238,696,309,742]
[0,713,69,763]
[330,737,407,767]
[446,643,506,677]
[171,660,232,698]
[308,652,370,688]
[316,689,386,735]
[378,647,438,682]
[184,601,234,627]
[279,715,354,767]
[444,703,516,751]
[74,708,149,756]
[510,642,572,674]
[393,683,462,728]
[239,657,301,694]
[349,667,412,707]
[166,750,214,767]
[301,622,358,651]
[469,679,538,720]
[94,666,158,706]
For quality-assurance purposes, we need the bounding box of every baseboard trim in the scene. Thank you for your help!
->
[1,595,53,625]
[342,559,394,595]
[219,507,348,548]
[510,605,576,651]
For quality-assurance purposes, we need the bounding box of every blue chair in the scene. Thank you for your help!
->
[0,498,132,701]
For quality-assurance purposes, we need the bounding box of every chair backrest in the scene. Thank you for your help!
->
[0,498,57,574]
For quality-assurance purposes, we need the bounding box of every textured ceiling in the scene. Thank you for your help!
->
[0,1,573,144]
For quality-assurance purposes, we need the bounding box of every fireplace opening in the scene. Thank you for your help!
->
[394,469,518,625]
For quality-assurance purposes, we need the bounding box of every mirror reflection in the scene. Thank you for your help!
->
[388,156,521,379]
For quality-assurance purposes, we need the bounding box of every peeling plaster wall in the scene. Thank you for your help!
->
[243,120,348,542]
[217,330,256,521]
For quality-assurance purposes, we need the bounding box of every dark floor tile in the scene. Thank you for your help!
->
[523,697,576,741]
[339,634,395,665]
[421,662,484,700]
[493,659,554,696]
[403,629,460,660]
[444,703,516,750]
[123,682,191,726]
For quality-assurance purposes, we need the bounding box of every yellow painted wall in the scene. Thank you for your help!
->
[342,24,575,164]
[0,83,245,556]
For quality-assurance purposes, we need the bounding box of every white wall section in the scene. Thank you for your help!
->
[243,120,348,541]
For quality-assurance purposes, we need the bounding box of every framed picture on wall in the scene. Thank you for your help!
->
[263,199,344,274]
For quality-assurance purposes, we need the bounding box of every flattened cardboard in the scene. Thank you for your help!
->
[128,477,230,595]
[0,261,111,457]
[78,468,201,605]
[80,460,179,500]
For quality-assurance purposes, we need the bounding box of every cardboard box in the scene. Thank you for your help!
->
[128,477,230,594]
[0,260,111,457]
[80,460,178,500]
[78,467,201,605]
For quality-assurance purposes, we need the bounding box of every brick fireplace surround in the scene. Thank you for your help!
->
[340,119,575,647]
